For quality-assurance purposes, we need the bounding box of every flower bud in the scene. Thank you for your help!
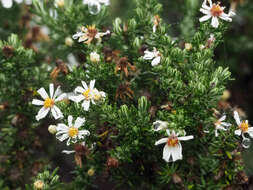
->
[90,52,100,63]
[55,0,64,8]
[48,125,57,134]
[221,90,231,101]
[184,43,192,51]
[87,168,95,176]
[34,180,44,189]
[65,37,73,47]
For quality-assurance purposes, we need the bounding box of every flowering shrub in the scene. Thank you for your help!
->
[0,0,251,189]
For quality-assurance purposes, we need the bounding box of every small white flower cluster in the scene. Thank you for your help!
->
[143,48,161,67]
[32,81,106,147]
[153,111,252,163]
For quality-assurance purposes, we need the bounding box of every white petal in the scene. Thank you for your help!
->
[66,138,71,146]
[200,8,210,15]
[234,129,242,136]
[171,143,182,162]
[81,81,89,90]
[56,123,69,132]
[82,100,90,111]
[55,93,66,102]
[51,105,63,119]
[36,107,50,121]
[143,51,154,60]
[74,117,85,128]
[74,86,85,94]
[199,14,212,22]
[78,129,90,137]
[89,80,96,90]
[211,16,219,28]
[82,0,90,4]
[56,134,69,142]
[178,135,194,141]
[32,99,44,106]
[151,56,161,66]
[233,111,241,126]
[53,86,61,99]
[152,25,156,33]
[72,32,84,40]
[219,115,226,121]
[62,150,75,154]
[49,83,54,98]
[155,138,168,146]
[37,87,49,100]
[162,144,172,162]
[221,122,231,127]
[1,0,13,8]
[152,120,168,131]
[68,115,73,127]
[69,95,85,103]
[215,129,218,137]
[248,127,253,138]
[166,129,171,136]
[220,13,232,22]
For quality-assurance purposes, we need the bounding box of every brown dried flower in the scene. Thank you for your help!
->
[115,57,136,78]
[2,45,14,58]
[115,82,134,101]
[50,59,69,80]
[106,157,119,169]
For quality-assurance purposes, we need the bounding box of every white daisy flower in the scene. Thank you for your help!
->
[92,88,106,102]
[32,84,66,121]
[56,115,90,146]
[152,120,168,131]
[199,0,235,28]
[1,0,31,9]
[155,130,193,162]
[233,111,253,138]
[69,80,96,111]
[143,48,161,66]
[214,115,231,137]
[72,25,110,45]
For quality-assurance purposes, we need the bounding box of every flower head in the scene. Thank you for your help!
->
[56,115,90,146]
[143,48,161,66]
[1,0,32,9]
[69,80,105,111]
[199,0,235,28]
[32,84,66,120]
[234,111,253,138]
[72,25,110,45]
[155,130,193,162]
[34,180,44,189]
[115,57,136,77]
[214,115,231,137]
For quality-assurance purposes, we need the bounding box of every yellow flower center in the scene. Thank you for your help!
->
[44,98,54,108]
[68,127,78,137]
[215,120,221,126]
[83,89,91,99]
[239,121,248,132]
[167,136,179,147]
[210,4,223,17]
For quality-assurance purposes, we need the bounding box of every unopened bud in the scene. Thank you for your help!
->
[185,43,192,51]
[48,125,57,134]
[34,180,44,189]
[90,52,100,63]
[65,37,73,47]
[221,90,231,101]
[87,168,95,176]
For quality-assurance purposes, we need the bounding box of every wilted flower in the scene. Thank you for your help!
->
[32,84,66,120]
[143,48,161,66]
[115,82,134,101]
[115,57,136,77]
[56,115,90,146]
[206,34,216,48]
[199,0,235,28]
[72,25,110,45]
[155,130,194,162]
[214,115,231,137]
[152,15,161,33]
